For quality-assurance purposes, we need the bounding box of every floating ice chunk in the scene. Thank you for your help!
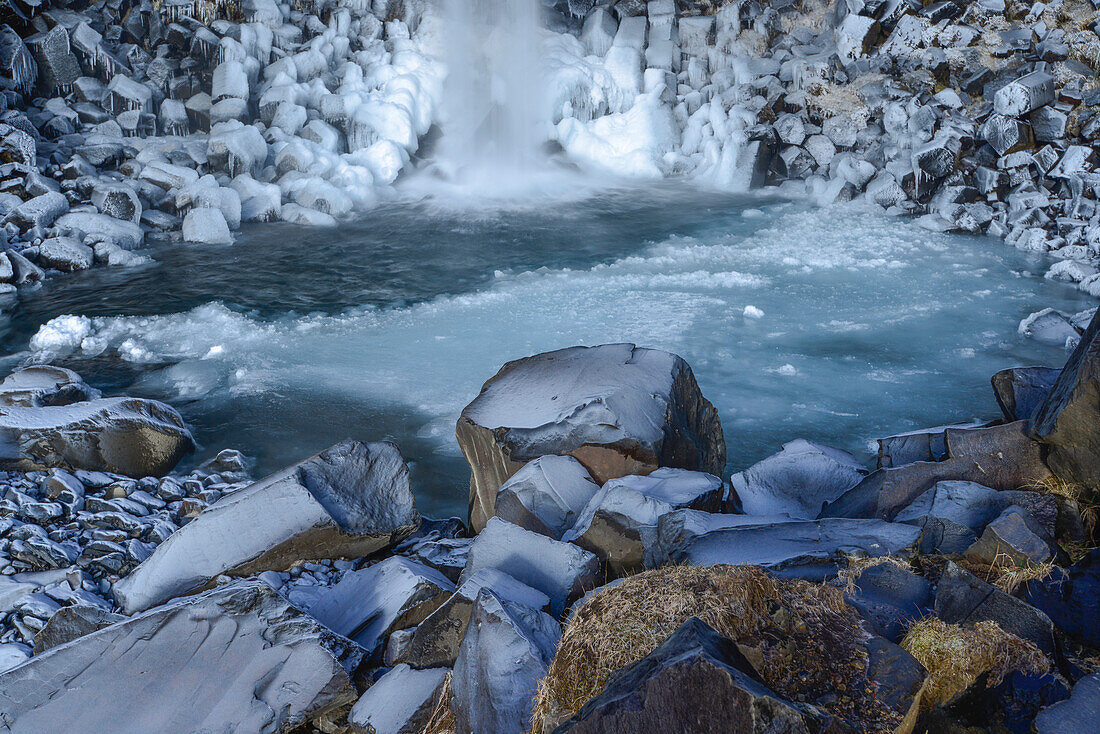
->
[28,315,92,358]
[743,305,764,319]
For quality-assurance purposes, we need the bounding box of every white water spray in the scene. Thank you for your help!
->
[435,0,548,190]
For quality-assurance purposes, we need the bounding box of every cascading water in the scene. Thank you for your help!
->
[433,0,549,191]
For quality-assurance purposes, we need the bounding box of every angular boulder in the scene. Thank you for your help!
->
[348,664,448,734]
[113,440,419,613]
[1035,673,1100,734]
[728,439,866,519]
[287,556,453,655]
[562,469,724,576]
[452,588,561,734]
[457,344,725,532]
[963,506,1055,567]
[844,561,934,644]
[876,421,985,469]
[1025,549,1100,648]
[824,421,1052,520]
[0,397,194,477]
[494,455,599,539]
[991,366,1060,422]
[32,605,124,654]
[646,509,794,567]
[1031,308,1100,491]
[554,617,825,733]
[935,562,1057,656]
[0,581,362,734]
[405,567,549,669]
[460,517,600,616]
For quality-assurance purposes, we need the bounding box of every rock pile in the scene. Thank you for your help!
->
[0,335,1097,732]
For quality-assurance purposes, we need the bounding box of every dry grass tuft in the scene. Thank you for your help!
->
[1025,475,1098,536]
[901,618,1049,709]
[529,564,901,734]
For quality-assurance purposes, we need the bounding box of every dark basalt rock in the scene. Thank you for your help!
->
[1031,308,1100,493]
[1034,673,1100,734]
[991,366,1060,422]
[553,617,829,734]
[457,344,725,533]
[946,672,1069,734]
[1025,549,1100,649]
[844,561,933,643]
[823,421,1052,520]
[935,562,1058,657]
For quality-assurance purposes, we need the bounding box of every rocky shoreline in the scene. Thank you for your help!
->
[0,324,1096,731]
[0,0,1094,286]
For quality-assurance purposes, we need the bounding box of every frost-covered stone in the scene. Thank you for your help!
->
[452,588,561,734]
[458,344,724,532]
[562,468,723,575]
[182,207,233,245]
[90,182,141,223]
[36,237,93,272]
[0,366,99,408]
[460,517,600,616]
[53,212,143,250]
[994,72,1055,118]
[494,455,599,539]
[0,397,193,477]
[729,439,866,520]
[0,581,362,733]
[405,567,549,669]
[349,664,448,734]
[4,191,68,230]
[287,556,453,654]
[113,440,419,613]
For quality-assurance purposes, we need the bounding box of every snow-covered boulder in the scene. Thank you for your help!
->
[0,581,362,734]
[562,469,724,575]
[113,440,419,613]
[0,397,193,477]
[494,455,599,539]
[729,440,867,520]
[36,237,93,272]
[458,344,724,532]
[4,191,68,230]
[287,556,453,655]
[0,365,100,407]
[182,207,233,245]
[460,517,600,616]
[452,588,561,734]
[349,664,449,734]
[53,212,143,250]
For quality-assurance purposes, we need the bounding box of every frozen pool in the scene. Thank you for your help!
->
[1,183,1093,518]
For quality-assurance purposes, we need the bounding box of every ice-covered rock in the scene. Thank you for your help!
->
[53,212,143,250]
[729,439,866,519]
[405,567,549,669]
[994,71,1055,118]
[451,588,561,734]
[90,182,141,223]
[494,454,599,539]
[458,344,724,532]
[0,581,362,734]
[562,468,723,575]
[287,556,453,654]
[182,207,233,245]
[348,664,449,734]
[36,237,93,272]
[1019,308,1081,348]
[113,440,419,613]
[0,365,100,407]
[4,191,68,230]
[460,517,600,616]
[0,397,193,477]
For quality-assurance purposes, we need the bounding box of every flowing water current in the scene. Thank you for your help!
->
[1,183,1093,517]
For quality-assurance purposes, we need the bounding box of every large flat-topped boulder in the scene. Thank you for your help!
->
[457,344,725,532]
[0,581,362,734]
[823,421,1052,520]
[113,440,419,613]
[0,397,194,477]
[1031,308,1100,491]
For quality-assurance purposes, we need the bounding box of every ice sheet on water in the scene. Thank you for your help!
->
[20,201,1092,479]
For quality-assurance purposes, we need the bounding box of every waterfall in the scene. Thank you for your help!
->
[435,0,546,187]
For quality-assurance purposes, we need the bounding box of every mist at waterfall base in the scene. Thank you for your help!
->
[5,190,1094,518]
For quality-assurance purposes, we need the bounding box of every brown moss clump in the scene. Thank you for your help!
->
[529,564,903,734]
[901,618,1049,709]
